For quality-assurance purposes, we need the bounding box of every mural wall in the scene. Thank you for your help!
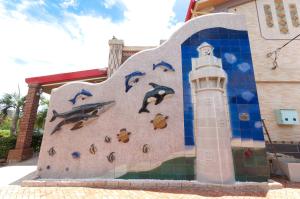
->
[37,13,269,183]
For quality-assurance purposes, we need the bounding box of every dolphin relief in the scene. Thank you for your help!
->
[50,101,115,135]
[69,89,93,105]
[153,61,175,72]
[138,83,175,113]
[125,71,146,93]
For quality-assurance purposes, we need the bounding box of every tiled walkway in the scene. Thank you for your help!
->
[1,157,300,199]
[0,185,300,199]
[0,156,37,186]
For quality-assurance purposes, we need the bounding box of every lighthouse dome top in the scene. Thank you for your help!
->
[197,42,214,57]
[191,42,222,71]
[198,42,213,49]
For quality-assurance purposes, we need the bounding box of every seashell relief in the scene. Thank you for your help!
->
[105,136,111,143]
[107,152,115,163]
[142,144,150,153]
[89,144,97,155]
[48,147,56,156]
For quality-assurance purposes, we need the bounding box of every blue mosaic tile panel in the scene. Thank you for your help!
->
[181,27,265,146]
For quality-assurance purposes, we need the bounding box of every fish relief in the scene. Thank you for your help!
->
[49,101,115,135]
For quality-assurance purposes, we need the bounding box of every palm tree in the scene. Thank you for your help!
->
[35,96,49,134]
[0,89,25,136]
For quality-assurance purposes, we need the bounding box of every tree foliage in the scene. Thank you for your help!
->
[35,95,49,133]
[0,92,25,136]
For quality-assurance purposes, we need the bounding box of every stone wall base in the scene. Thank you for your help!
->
[7,148,34,163]
[22,179,283,193]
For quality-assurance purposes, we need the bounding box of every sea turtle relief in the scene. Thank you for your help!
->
[117,128,131,143]
[151,113,169,130]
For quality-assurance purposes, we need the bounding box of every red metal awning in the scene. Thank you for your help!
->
[26,69,107,85]
[25,69,108,94]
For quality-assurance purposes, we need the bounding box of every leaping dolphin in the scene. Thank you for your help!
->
[153,61,175,72]
[125,71,146,93]
[69,89,93,105]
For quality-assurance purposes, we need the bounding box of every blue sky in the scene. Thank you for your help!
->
[2,0,126,22]
[0,0,189,95]
[2,0,187,23]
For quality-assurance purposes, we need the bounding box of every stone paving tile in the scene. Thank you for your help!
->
[0,185,300,199]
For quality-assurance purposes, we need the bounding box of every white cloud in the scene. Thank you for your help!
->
[16,0,45,12]
[237,62,251,72]
[60,0,77,9]
[224,53,237,64]
[0,0,183,96]
[103,0,118,9]
[241,91,255,102]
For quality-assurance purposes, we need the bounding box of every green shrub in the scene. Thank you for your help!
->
[0,136,16,159]
[0,129,10,137]
[31,133,43,152]
[0,118,11,130]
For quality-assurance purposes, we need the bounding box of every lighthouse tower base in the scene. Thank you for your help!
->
[189,42,235,184]
[194,91,235,184]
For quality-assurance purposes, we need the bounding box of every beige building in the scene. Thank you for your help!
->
[188,0,300,148]
[106,0,300,159]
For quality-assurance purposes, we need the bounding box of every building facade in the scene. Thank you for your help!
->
[187,0,300,162]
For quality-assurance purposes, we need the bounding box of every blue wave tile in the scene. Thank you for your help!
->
[232,129,241,138]
[240,121,250,129]
[241,130,252,139]
[231,120,241,129]
[252,129,264,141]
[229,96,238,104]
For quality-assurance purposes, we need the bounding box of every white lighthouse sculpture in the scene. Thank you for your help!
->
[189,42,235,184]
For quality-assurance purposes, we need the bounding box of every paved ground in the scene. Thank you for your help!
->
[0,155,38,186]
[0,185,300,199]
[1,157,300,198]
